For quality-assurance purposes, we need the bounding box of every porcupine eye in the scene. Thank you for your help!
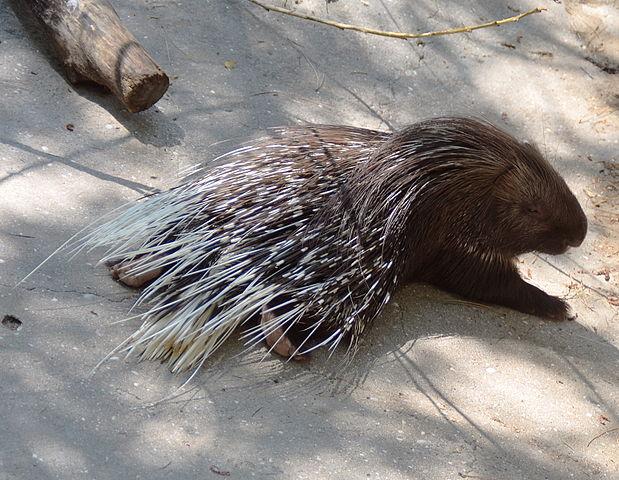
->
[524,203,552,234]
[514,201,551,250]
[522,202,543,219]
[521,200,572,255]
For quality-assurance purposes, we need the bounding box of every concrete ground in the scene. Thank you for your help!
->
[1,0,617,478]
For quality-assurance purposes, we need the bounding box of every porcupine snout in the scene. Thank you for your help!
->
[561,193,588,251]
[568,211,588,248]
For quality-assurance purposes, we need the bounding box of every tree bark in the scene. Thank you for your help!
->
[19,0,169,112]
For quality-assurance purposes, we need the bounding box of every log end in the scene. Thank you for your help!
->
[123,69,170,113]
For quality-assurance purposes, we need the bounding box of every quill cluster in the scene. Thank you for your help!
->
[83,118,587,373]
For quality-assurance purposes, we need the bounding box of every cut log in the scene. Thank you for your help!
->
[17,0,169,112]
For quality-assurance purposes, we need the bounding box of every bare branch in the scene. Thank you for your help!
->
[247,1,546,40]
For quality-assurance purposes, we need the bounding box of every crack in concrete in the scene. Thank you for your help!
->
[0,281,134,304]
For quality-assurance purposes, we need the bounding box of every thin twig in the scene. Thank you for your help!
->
[586,427,619,448]
[458,472,494,480]
[444,299,493,310]
[533,253,616,303]
[562,440,575,452]
[130,386,204,410]
[162,27,171,66]
[7,232,36,239]
[287,38,325,92]
[247,1,545,40]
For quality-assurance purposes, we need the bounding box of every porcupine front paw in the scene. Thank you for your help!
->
[530,293,576,322]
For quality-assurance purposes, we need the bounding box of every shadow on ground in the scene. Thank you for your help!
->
[0,1,617,479]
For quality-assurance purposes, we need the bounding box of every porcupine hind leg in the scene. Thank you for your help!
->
[261,306,310,362]
[107,258,163,288]
[424,253,575,322]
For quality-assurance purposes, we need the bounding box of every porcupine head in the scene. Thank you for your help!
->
[356,118,588,321]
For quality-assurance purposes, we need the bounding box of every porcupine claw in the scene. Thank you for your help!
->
[108,259,163,288]
[261,308,310,363]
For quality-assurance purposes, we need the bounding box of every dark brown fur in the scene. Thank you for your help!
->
[348,117,587,320]
[93,117,588,370]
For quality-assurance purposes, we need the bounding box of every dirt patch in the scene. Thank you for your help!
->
[1,315,22,331]
[565,0,619,74]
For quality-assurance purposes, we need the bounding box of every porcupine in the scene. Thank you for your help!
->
[82,117,587,374]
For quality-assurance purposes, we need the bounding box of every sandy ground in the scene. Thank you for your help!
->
[0,1,617,479]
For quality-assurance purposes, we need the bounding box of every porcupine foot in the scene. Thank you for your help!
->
[261,307,310,362]
[421,253,578,322]
[529,292,577,322]
[107,259,163,288]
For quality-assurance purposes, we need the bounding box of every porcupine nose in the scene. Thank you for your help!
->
[568,208,588,248]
